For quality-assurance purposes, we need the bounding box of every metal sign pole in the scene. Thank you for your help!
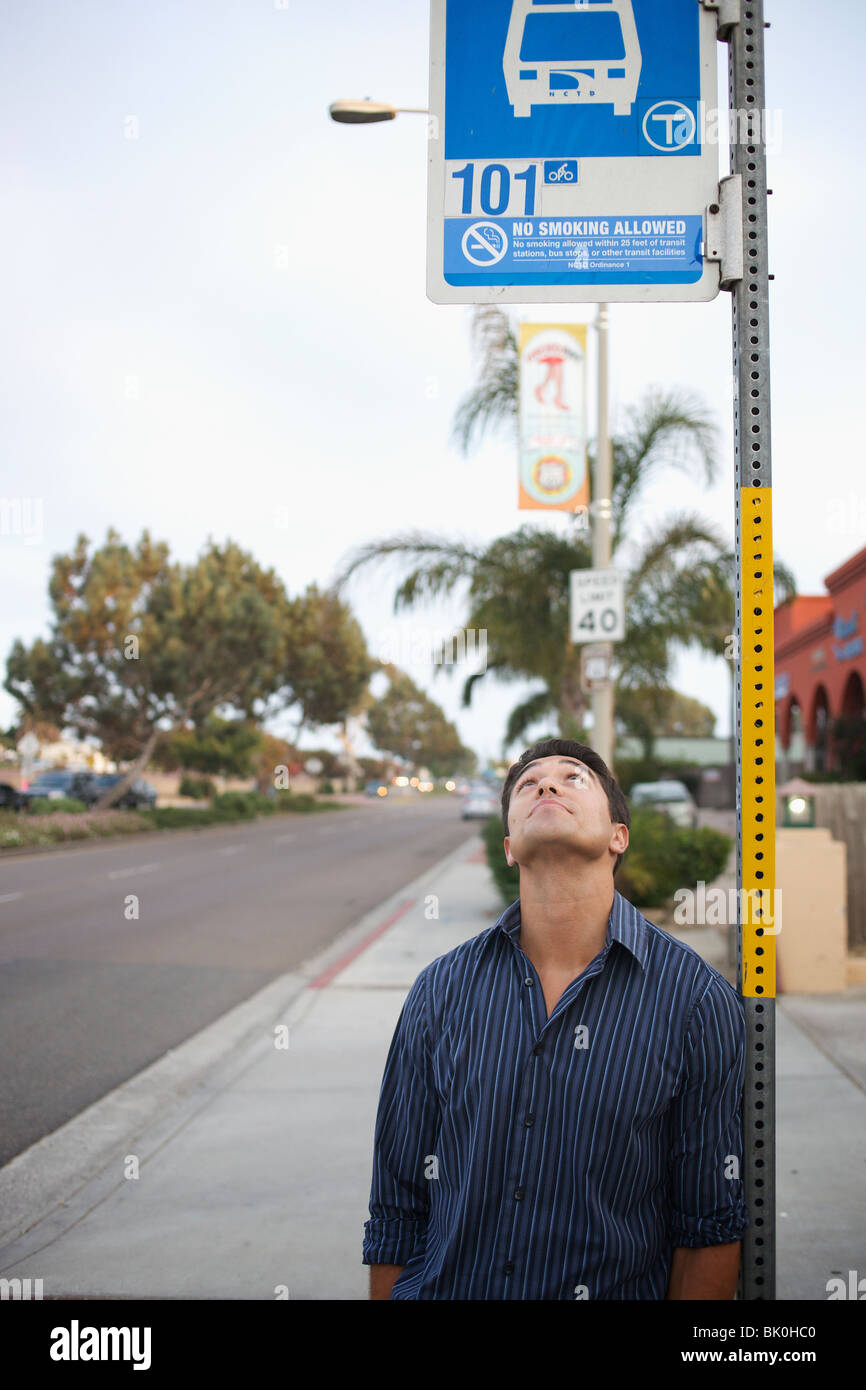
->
[591,303,614,767]
[724,0,776,1300]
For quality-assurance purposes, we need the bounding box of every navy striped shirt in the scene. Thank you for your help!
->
[362,891,748,1299]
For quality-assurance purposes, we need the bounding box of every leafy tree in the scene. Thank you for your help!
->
[251,733,301,794]
[280,584,374,739]
[366,667,476,777]
[358,755,390,780]
[615,688,716,759]
[294,746,348,779]
[161,715,263,778]
[5,530,290,808]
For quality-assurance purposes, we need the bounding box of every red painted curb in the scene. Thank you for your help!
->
[309,898,416,988]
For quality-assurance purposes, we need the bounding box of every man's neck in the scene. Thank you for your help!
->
[517,862,615,976]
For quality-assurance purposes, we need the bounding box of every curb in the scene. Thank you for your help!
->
[0,833,481,1258]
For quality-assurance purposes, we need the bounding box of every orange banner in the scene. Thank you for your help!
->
[518,322,589,514]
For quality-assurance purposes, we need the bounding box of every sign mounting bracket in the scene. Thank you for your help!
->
[701,0,741,39]
[705,174,744,290]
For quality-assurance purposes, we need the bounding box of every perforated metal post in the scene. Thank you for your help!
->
[725,0,776,1300]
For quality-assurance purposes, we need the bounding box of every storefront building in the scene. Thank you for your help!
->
[775,545,866,775]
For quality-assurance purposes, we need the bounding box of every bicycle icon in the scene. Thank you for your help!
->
[543,160,579,185]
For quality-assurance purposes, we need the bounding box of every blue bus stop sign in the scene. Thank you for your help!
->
[427,0,722,303]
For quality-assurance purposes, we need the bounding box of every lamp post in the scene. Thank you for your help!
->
[329,99,427,124]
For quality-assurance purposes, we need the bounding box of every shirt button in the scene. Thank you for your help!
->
[532,1043,543,1056]
[514,1186,525,1201]
[504,1262,514,1276]
[524,1113,535,1127]
[524,976,532,986]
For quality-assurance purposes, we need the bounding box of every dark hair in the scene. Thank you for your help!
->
[500,738,631,876]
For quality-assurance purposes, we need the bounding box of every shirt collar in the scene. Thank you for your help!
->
[495,890,648,972]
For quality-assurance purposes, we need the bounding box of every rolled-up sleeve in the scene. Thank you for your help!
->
[362,968,440,1267]
[667,975,750,1248]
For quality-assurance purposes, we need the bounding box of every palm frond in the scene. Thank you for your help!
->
[504,687,556,746]
[460,664,505,708]
[625,512,728,593]
[451,306,519,454]
[332,532,482,605]
[772,556,797,605]
[609,387,719,549]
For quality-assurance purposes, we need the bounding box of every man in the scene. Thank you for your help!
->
[362,737,748,1300]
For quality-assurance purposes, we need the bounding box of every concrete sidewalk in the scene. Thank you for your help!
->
[0,837,863,1300]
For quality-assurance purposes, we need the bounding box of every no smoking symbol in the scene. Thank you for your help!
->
[461,221,508,266]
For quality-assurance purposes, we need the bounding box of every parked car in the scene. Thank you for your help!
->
[0,781,26,811]
[365,780,389,798]
[19,770,96,806]
[81,774,157,809]
[629,780,698,829]
[461,786,500,820]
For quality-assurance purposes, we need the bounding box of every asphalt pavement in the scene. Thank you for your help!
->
[0,797,476,1163]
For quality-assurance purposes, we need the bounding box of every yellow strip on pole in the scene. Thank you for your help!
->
[739,485,776,999]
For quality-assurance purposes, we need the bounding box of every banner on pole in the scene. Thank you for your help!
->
[518,322,588,513]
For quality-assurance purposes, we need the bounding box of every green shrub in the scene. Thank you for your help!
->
[142,806,221,829]
[616,809,732,908]
[482,815,519,907]
[320,780,335,795]
[2,787,345,848]
[482,806,732,912]
[272,791,340,814]
[179,775,216,799]
[0,809,154,849]
[613,758,663,795]
[667,824,731,888]
[26,796,88,815]
[211,791,259,820]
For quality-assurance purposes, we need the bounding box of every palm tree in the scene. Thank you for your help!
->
[336,307,794,753]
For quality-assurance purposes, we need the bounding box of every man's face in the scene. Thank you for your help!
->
[503,755,628,872]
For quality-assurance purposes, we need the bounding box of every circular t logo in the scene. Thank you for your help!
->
[642,101,696,152]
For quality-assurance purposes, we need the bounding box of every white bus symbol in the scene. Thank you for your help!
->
[504,0,642,119]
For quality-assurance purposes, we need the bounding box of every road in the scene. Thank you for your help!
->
[0,798,479,1166]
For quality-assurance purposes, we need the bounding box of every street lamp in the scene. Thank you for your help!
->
[328,99,427,124]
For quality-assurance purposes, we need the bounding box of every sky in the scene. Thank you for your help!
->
[1,0,865,765]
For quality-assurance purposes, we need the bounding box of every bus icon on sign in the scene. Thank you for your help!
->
[504,0,642,119]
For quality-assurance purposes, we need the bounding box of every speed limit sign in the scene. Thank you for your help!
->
[569,569,625,644]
